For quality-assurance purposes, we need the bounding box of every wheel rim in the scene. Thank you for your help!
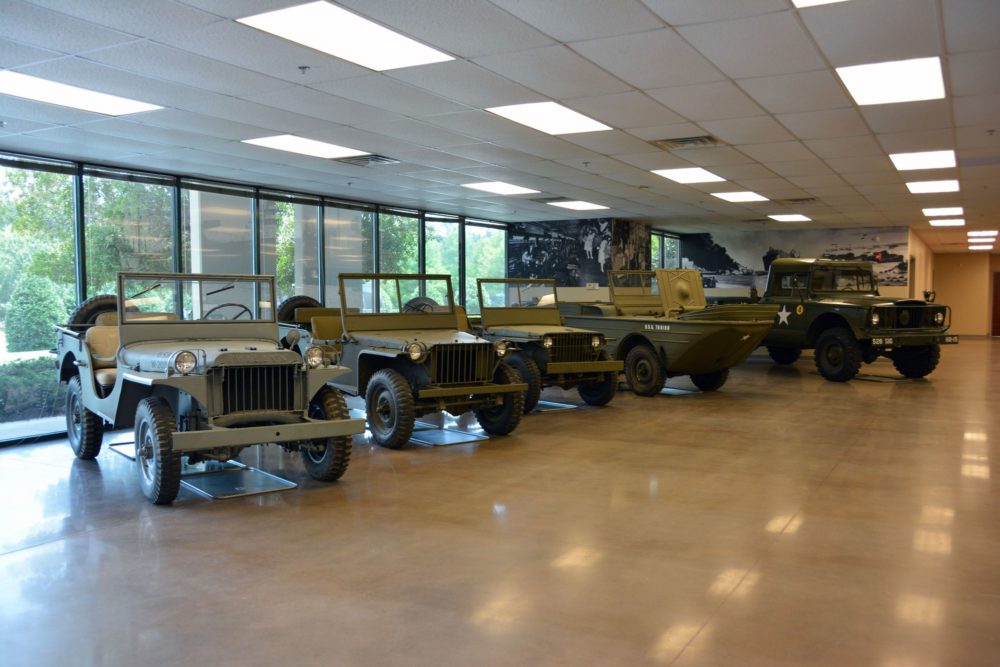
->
[137,421,155,484]
[372,388,396,434]
[824,343,844,368]
[305,445,327,463]
[68,391,83,442]
[633,359,653,384]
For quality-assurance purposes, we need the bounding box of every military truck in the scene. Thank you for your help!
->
[472,278,623,411]
[55,272,365,505]
[327,273,527,449]
[758,258,958,381]
[560,269,778,395]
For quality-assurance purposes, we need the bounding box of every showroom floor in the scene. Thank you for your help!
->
[1,340,998,667]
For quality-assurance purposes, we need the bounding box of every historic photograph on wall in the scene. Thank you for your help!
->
[679,227,909,290]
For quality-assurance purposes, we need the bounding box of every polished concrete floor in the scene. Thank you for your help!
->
[2,339,998,667]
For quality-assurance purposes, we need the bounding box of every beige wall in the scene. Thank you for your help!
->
[933,253,991,335]
[908,229,934,299]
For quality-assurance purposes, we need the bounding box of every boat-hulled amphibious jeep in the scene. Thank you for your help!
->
[55,272,365,505]
[472,278,623,411]
[326,273,527,449]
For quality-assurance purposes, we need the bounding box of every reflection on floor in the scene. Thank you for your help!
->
[2,340,998,666]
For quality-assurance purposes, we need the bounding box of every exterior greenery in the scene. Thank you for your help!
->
[0,357,65,422]
[5,275,66,353]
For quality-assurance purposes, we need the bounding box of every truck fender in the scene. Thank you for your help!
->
[805,312,853,347]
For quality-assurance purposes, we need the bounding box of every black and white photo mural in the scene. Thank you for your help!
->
[679,227,909,290]
[507,219,649,287]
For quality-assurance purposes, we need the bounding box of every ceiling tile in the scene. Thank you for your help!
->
[626,122,707,142]
[786,174,847,189]
[942,0,1000,54]
[701,116,794,144]
[486,0,663,43]
[129,109,273,141]
[678,12,826,79]
[244,86,402,126]
[314,76,468,118]
[648,80,765,121]
[947,49,1000,97]
[26,0,219,38]
[644,0,790,25]
[875,128,956,153]
[387,60,539,108]
[571,29,724,89]
[805,135,884,159]
[825,156,895,173]
[557,130,658,156]
[567,92,686,130]
[491,134,597,161]
[439,142,538,166]
[180,96,350,135]
[674,146,755,166]
[956,125,1000,151]
[0,90,105,125]
[3,0,134,53]
[859,100,953,134]
[0,37,62,68]
[953,94,1000,127]
[418,110,544,143]
[474,45,632,100]
[738,141,815,163]
[614,152,691,170]
[841,171,905,187]
[777,109,869,140]
[354,118,476,150]
[711,164,778,179]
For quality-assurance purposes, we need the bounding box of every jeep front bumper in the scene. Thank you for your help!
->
[169,416,366,453]
[416,381,528,400]
[546,360,623,374]
[869,333,959,349]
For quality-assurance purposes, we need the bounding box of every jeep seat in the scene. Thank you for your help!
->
[294,307,341,329]
[310,316,343,341]
[454,305,472,333]
[84,325,119,396]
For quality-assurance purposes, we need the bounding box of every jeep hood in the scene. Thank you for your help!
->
[121,338,299,372]
[483,324,599,339]
[351,329,489,349]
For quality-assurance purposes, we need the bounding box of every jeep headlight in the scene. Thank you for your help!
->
[305,345,324,368]
[870,311,880,327]
[494,340,509,357]
[591,334,603,349]
[542,335,554,349]
[172,350,197,375]
[405,341,428,362]
[934,312,944,325]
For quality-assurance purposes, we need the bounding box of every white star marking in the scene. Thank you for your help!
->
[776,306,791,326]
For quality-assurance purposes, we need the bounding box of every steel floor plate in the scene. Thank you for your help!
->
[532,400,578,413]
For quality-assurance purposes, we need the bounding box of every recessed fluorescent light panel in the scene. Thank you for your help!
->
[238,1,453,71]
[651,168,724,184]
[968,245,994,251]
[242,135,368,159]
[793,0,850,7]
[923,207,963,216]
[889,150,956,171]
[835,57,945,105]
[547,200,609,211]
[712,191,768,203]
[928,219,964,227]
[967,230,998,237]
[461,181,539,195]
[486,102,611,135]
[0,71,161,116]
[906,180,960,194]
[768,214,812,222]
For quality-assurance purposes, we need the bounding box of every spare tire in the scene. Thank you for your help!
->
[277,294,321,323]
[68,294,117,328]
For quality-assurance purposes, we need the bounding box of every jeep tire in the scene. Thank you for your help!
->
[277,294,321,323]
[892,344,941,379]
[68,294,117,327]
[504,352,541,413]
[767,346,801,365]
[302,387,352,481]
[474,363,525,435]
[365,369,415,449]
[577,351,618,406]
[66,375,103,459]
[624,344,666,396]
[814,327,862,382]
[134,397,181,505]
[691,368,729,392]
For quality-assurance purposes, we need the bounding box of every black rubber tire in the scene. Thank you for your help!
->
[66,375,103,459]
[767,346,801,365]
[577,351,618,406]
[277,294,321,323]
[504,352,542,413]
[624,344,666,396]
[301,387,352,481]
[814,327,862,382]
[861,346,880,364]
[365,369,415,449]
[691,368,729,392]
[474,363,525,435]
[892,344,941,379]
[68,294,117,327]
[134,397,181,505]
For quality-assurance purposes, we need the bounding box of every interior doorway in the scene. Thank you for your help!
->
[993,272,1000,336]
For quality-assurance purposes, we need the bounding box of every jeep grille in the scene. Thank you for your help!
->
[431,343,492,385]
[875,306,946,329]
[220,365,296,413]
[548,333,597,363]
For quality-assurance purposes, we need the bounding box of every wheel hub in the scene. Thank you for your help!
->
[635,360,652,383]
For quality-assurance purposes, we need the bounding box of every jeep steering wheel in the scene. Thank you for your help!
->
[203,302,253,320]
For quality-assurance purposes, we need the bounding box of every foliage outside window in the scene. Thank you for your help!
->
[378,210,419,304]
[424,217,459,306]
[651,231,680,269]
[464,223,506,315]
[260,196,320,304]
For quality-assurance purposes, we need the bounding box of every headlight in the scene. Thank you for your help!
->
[172,350,196,375]
[591,334,603,348]
[542,335,553,349]
[934,312,944,325]
[406,341,428,362]
[870,312,880,327]
[305,345,324,368]
[494,340,509,357]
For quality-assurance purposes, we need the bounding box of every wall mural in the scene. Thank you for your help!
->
[507,219,649,286]
[680,226,909,290]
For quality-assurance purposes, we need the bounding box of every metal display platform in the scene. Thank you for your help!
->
[532,400,578,414]
[660,386,699,396]
[350,409,490,447]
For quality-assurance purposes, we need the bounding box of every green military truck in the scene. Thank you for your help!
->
[472,278,623,411]
[758,258,958,381]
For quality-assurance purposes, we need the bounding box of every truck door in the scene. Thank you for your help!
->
[765,271,810,345]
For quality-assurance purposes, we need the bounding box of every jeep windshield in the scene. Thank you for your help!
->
[118,273,275,323]
[479,279,558,309]
[609,271,660,295]
[340,275,454,314]
[810,268,876,293]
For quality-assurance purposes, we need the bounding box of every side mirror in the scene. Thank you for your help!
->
[923,290,936,303]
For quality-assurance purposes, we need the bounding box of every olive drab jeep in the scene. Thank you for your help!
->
[54,272,365,505]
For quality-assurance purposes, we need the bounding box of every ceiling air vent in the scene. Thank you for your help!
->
[649,135,720,151]
[335,154,400,167]
[775,197,817,205]
[743,218,769,223]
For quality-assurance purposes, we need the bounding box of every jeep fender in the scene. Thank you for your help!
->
[356,350,407,396]
[805,312,855,347]
[615,333,666,367]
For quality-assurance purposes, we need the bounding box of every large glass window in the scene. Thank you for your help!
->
[651,231,680,269]
[378,208,419,274]
[260,193,320,304]
[324,203,374,306]
[180,181,253,276]
[464,222,506,315]
[84,168,174,295]
[424,214,459,305]
[0,159,77,441]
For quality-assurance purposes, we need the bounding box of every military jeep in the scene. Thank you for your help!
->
[329,273,527,449]
[54,272,365,505]
[758,258,958,381]
[473,278,623,411]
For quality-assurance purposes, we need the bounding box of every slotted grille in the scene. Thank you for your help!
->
[876,306,944,329]
[548,333,595,363]
[220,365,296,414]
[432,343,492,385]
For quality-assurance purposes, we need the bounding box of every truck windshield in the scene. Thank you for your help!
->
[810,268,875,292]
[341,276,454,314]
[480,280,557,308]
[119,275,274,322]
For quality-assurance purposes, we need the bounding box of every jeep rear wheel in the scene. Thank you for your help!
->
[691,369,729,392]
[474,363,525,435]
[504,352,541,413]
[577,351,618,406]
[892,344,941,379]
[814,327,862,382]
[624,344,666,396]
[134,398,180,505]
[767,346,801,365]
[302,387,352,481]
[365,369,415,449]
[66,375,103,459]
[68,294,117,327]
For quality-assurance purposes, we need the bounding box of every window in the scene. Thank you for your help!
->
[260,193,320,304]
[378,208,419,304]
[324,203,374,306]
[651,231,680,268]
[181,181,254,276]
[464,222,506,315]
[424,214,459,305]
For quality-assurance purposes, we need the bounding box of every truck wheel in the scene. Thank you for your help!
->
[68,294,117,327]
[302,387,352,481]
[134,398,180,505]
[814,327,862,382]
[66,375,103,459]
[504,352,541,412]
[767,346,801,365]
[365,369,415,449]
[892,344,941,378]
[577,351,618,406]
[277,294,320,323]
[691,369,729,392]
[624,344,666,396]
[474,363,525,435]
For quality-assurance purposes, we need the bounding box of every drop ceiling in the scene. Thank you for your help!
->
[1,0,998,254]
